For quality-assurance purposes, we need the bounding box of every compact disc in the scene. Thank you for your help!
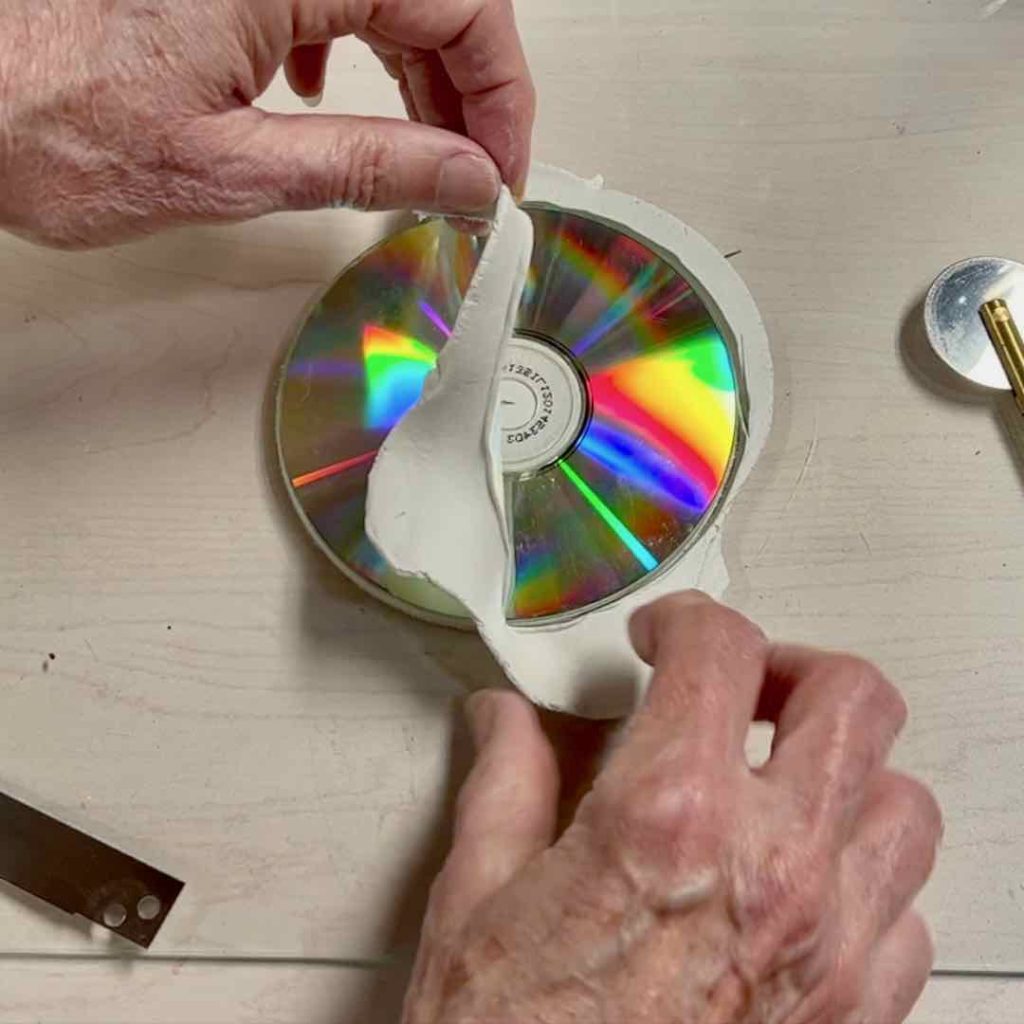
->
[276,205,744,626]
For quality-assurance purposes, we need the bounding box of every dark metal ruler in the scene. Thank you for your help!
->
[0,790,184,948]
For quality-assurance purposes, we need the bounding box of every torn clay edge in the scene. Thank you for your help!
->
[370,165,773,718]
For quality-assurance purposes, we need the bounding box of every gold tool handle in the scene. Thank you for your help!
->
[980,298,1024,416]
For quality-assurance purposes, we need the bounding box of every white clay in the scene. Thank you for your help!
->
[366,167,773,718]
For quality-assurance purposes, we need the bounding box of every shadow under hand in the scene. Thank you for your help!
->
[331,697,477,1024]
[331,706,624,1024]
[537,708,622,835]
[257,259,632,1022]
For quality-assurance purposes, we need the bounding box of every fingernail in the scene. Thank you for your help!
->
[465,691,498,750]
[302,91,323,108]
[445,215,493,237]
[436,153,501,214]
[627,605,655,658]
[628,592,706,649]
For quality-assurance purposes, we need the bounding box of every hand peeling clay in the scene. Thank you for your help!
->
[366,166,772,718]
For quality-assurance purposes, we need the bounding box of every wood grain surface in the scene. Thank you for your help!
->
[0,961,1020,1024]
[1,0,1022,1005]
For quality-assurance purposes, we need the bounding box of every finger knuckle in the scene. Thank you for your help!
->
[400,47,431,71]
[736,846,831,945]
[828,965,866,1020]
[452,772,482,829]
[885,772,944,850]
[829,654,907,728]
[333,130,395,210]
[519,76,538,123]
[600,771,720,861]
[25,206,92,250]
[907,910,936,966]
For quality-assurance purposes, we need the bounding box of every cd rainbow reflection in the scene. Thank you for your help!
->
[277,206,741,623]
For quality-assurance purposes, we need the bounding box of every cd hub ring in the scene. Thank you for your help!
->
[499,334,588,475]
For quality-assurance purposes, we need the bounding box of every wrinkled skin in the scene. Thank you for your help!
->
[0,0,533,247]
[405,593,941,1024]
[0,9,940,1019]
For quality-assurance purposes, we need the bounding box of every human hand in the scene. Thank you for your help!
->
[0,0,532,248]
[404,593,941,1023]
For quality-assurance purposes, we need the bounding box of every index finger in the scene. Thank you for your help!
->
[618,591,769,769]
[364,0,535,192]
[582,594,766,878]
[758,644,908,846]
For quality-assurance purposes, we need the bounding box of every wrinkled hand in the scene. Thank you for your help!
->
[0,0,532,248]
[405,593,941,1024]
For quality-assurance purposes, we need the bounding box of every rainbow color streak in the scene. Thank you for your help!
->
[418,299,452,338]
[287,358,361,378]
[533,230,693,355]
[291,448,377,489]
[363,325,438,430]
[585,334,736,506]
[510,546,565,619]
[522,264,539,307]
[574,261,659,356]
[576,420,709,514]
[558,462,658,571]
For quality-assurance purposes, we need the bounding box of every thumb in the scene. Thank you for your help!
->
[424,690,559,938]
[198,108,501,217]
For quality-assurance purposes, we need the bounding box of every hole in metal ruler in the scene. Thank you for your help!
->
[102,902,127,929]
[136,895,162,921]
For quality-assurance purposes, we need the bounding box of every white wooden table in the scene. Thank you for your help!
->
[1,0,1022,1018]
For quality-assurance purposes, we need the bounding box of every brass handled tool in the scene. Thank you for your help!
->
[980,298,1024,416]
